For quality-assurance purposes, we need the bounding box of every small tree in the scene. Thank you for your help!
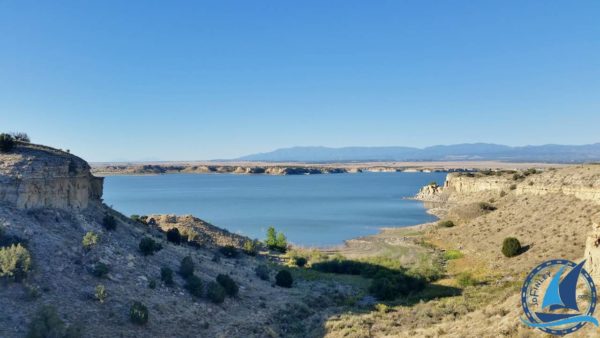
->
[26,305,81,338]
[0,133,15,153]
[161,267,174,286]
[102,215,117,231]
[275,233,287,253]
[166,228,182,244]
[502,237,522,257]
[266,226,277,249]
[82,231,99,250]
[275,270,293,288]
[243,239,258,256]
[179,256,194,278]
[185,275,203,297]
[129,302,148,325]
[206,281,225,304]
[216,274,238,297]
[139,237,162,256]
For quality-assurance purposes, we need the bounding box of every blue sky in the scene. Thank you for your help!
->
[1,1,599,161]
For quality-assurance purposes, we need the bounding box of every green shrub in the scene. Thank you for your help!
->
[185,275,203,297]
[0,243,32,280]
[499,191,507,197]
[478,202,497,211]
[82,231,99,250]
[369,273,425,300]
[129,301,148,325]
[10,132,30,143]
[0,133,15,153]
[275,270,293,288]
[509,184,517,190]
[26,305,82,338]
[443,250,464,260]
[148,279,156,289]
[161,267,174,286]
[255,264,270,281]
[219,245,239,258]
[102,215,116,231]
[294,257,307,267]
[206,281,225,304]
[95,284,107,303]
[502,237,521,257]
[139,237,162,256]
[456,272,478,287]
[216,274,238,297]
[166,228,182,244]
[266,226,287,252]
[179,256,194,278]
[437,220,455,228]
[243,239,259,256]
[92,262,109,278]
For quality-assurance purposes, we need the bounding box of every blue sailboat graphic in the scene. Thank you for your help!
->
[522,260,599,328]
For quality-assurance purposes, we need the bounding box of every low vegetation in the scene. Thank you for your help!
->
[219,245,239,258]
[166,228,182,244]
[129,302,149,325]
[0,133,15,152]
[255,264,270,281]
[242,239,259,256]
[26,305,82,338]
[95,284,107,303]
[275,270,293,288]
[478,202,497,211]
[294,257,307,267]
[443,249,463,260]
[206,281,226,304]
[437,220,455,228]
[185,275,204,297]
[456,272,478,287]
[102,215,117,231]
[92,262,109,278]
[216,274,238,297]
[138,237,163,256]
[160,267,174,286]
[0,243,32,280]
[179,256,194,278]
[82,231,98,250]
[502,237,522,257]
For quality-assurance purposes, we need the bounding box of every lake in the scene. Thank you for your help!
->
[103,172,447,247]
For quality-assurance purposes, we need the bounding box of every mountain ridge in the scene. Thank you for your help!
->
[234,143,600,163]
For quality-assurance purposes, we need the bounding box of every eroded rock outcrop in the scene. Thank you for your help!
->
[0,143,103,209]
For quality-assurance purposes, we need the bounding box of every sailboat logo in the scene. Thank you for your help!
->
[521,259,599,335]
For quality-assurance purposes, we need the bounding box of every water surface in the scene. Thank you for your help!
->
[103,172,446,246]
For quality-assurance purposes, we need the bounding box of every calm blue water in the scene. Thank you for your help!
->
[103,172,446,247]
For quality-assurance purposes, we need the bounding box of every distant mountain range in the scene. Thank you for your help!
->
[233,143,600,163]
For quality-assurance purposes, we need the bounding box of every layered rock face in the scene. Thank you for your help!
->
[0,143,103,209]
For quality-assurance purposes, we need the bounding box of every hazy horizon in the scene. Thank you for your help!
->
[2,1,599,161]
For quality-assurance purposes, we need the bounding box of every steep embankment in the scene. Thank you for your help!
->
[0,143,354,338]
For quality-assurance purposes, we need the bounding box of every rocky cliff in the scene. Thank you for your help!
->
[0,143,103,209]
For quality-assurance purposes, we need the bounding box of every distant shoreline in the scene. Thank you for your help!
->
[91,160,565,177]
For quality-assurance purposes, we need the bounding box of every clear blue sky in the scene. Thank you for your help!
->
[1,1,599,161]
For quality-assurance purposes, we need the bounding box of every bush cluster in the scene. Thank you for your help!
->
[102,215,117,231]
[92,262,109,278]
[206,281,225,303]
[275,270,293,288]
[294,257,307,267]
[456,272,478,287]
[216,274,238,297]
[82,231,99,250]
[27,306,82,338]
[478,202,497,211]
[129,302,148,325]
[502,237,521,257]
[179,256,194,278]
[368,272,425,300]
[161,267,174,286]
[242,239,259,256]
[138,237,162,256]
[0,133,15,153]
[185,275,204,297]
[0,243,32,280]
